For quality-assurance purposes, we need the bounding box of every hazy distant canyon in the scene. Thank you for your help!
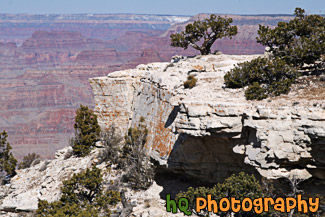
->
[0,13,293,159]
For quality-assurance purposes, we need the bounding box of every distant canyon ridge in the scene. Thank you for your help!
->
[0,13,292,159]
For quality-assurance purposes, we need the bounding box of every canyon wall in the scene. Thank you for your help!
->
[0,14,294,159]
[0,53,323,215]
[90,54,325,194]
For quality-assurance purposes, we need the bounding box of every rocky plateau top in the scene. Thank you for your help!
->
[90,53,325,191]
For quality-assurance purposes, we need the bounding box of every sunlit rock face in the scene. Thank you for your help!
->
[90,53,325,193]
[1,53,323,215]
[0,14,294,159]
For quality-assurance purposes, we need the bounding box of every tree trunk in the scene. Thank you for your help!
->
[200,49,210,55]
[200,37,217,55]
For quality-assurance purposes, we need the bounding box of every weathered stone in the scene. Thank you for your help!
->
[0,147,96,213]
[187,105,212,117]
[1,53,325,215]
[89,53,325,191]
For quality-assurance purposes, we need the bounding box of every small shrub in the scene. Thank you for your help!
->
[184,75,198,89]
[72,105,101,157]
[0,130,17,184]
[177,172,271,217]
[176,186,212,216]
[224,57,298,100]
[98,125,123,165]
[224,57,269,88]
[121,118,155,190]
[36,166,120,217]
[18,153,41,169]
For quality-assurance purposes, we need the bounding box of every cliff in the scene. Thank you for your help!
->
[0,54,324,216]
[90,54,325,193]
[0,14,295,159]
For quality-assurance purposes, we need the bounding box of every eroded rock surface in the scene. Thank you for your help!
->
[90,54,325,187]
[0,14,294,159]
[0,146,188,216]
[0,146,92,212]
[1,54,324,215]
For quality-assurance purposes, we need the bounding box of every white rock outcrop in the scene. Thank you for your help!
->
[0,146,94,213]
[1,54,324,215]
[0,146,191,216]
[90,54,325,185]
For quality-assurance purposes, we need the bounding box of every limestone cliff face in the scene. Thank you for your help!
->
[90,54,325,190]
[0,54,323,215]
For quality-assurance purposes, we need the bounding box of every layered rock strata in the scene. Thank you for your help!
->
[0,14,294,159]
[1,54,324,215]
[90,54,325,189]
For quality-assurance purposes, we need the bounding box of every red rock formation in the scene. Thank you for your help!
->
[75,48,122,65]
[0,14,293,159]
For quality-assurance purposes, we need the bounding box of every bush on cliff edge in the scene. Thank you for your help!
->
[224,57,298,100]
[224,8,324,100]
[36,166,121,217]
[184,75,198,89]
[0,130,17,184]
[71,105,101,157]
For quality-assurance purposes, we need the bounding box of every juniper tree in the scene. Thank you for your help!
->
[257,7,325,69]
[37,166,121,217]
[72,105,101,157]
[170,14,238,55]
[224,8,324,100]
[0,130,17,183]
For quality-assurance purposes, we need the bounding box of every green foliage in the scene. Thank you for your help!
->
[18,153,41,169]
[72,105,101,157]
[244,82,268,101]
[215,172,264,201]
[225,57,269,88]
[36,166,120,217]
[176,186,213,216]
[0,131,17,183]
[170,14,237,55]
[60,166,103,205]
[257,8,325,69]
[37,200,100,217]
[225,57,298,100]
[176,172,270,217]
[184,75,198,89]
[225,8,324,100]
[121,118,154,190]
